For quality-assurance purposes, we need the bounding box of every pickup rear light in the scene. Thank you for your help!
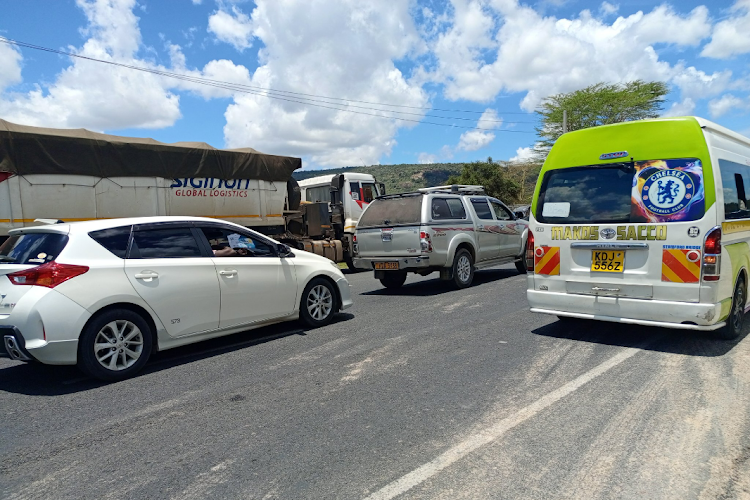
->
[8,262,89,288]
[525,233,535,272]
[702,226,721,281]
[420,231,433,252]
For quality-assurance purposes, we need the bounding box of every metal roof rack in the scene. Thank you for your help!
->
[417,184,486,195]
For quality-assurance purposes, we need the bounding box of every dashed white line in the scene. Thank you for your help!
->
[363,343,648,500]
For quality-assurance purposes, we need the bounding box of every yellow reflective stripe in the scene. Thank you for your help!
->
[662,263,684,283]
[669,249,700,279]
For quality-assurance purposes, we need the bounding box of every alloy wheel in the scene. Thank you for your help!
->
[307,285,333,321]
[457,255,472,284]
[93,320,144,371]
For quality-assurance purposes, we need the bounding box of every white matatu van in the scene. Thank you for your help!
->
[527,116,750,339]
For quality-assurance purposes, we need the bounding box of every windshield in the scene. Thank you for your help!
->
[537,158,705,224]
[0,233,69,265]
[358,195,422,228]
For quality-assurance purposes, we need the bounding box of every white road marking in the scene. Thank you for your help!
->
[363,344,647,500]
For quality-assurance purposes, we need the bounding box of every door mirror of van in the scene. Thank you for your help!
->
[378,182,386,197]
[277,243,295,258]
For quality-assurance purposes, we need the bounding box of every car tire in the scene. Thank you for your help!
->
[717,277,746,340]
[515,258,527,274]
[379,271,407,289]
[77,308,153,382]
[452,248,474,289]
[300,277,338,327]
[345,255,356,271]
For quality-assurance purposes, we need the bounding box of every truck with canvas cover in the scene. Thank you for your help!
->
[0,119,369,263]
[526,116,750,338]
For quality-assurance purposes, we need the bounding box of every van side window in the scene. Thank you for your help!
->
[719,159,750,219]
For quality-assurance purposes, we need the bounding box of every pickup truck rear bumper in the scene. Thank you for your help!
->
[353,256,431,270]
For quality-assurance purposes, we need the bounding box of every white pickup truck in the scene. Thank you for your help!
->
[352,185,529,289]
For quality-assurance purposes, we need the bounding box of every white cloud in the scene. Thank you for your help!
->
[599,2,618,16]
[509,146,534,162]
[708,94,748,118]
[418,152,438,164]
[662,98,696,117]
[701,0,750,59]
[423,1,713,111]
[457,109,499,151]
[0,0,181,130]
[222,0,428,167]
[192,0,202,4]
[0,43,23,92]
[208,6,254,51]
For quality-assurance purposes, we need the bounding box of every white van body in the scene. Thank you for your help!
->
[527,117,750,336]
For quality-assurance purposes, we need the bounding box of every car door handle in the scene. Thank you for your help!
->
[219,270,238,277]
[134,272,159,280]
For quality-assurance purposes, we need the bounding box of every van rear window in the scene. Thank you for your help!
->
[358,195,422,228]
[0,233,68,265]
[537,158,704,224]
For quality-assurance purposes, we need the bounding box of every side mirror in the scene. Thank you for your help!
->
[278,243,295,258]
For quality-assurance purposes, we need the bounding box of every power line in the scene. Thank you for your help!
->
[0,36,536,133]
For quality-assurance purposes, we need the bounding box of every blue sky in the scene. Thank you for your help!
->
[1,0,749,170]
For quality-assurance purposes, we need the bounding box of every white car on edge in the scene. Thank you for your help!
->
[0,217,353,381]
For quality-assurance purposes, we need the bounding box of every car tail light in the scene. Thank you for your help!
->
[702,226,721,282]
[525,233,535,272]
[420,231,433,252]
[8,262,89,288]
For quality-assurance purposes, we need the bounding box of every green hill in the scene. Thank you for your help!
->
[293,161,541,204]
[292,163,463,195]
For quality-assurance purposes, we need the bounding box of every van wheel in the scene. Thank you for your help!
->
[453,249,474,289]
[78,309,153,382]
[379,271,407,289]
[718,277,746,340]
[515,258,527,274]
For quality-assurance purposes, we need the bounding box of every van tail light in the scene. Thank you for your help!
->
[420,231,433,253]
[525,233,535,272]
[7,262,89,288]
[702,226,721,282]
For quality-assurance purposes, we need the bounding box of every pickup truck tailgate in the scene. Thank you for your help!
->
[356,226,422,258]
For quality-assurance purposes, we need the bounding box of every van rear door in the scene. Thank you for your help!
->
[534,158,709,303]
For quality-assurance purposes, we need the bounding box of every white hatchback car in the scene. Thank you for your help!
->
[0,217,353,381]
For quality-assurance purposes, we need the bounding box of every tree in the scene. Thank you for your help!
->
[447,157,521,203]
[533,80,669,159]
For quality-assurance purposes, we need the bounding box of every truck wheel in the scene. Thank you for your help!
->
[379,271,407,289]
[717,277,746,340]
[515,258,527,274]
[452,249,474,289]
[300,277,337,327]
[77,309,153,382]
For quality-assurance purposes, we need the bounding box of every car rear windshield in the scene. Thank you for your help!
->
[536,158,705,224]
[358,195,422,228]
[0,233,69,265]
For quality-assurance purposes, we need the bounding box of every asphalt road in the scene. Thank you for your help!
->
[2,264,750,499]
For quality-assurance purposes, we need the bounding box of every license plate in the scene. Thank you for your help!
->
[381,229,393,242]
[591,250,624,273]
[374,262,399,270]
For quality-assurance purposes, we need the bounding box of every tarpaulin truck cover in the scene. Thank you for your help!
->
[0,119,301,182]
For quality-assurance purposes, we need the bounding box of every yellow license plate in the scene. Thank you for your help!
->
[374,262,399,270]
[591,250,624,273]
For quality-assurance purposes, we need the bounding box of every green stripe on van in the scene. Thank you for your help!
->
[531,117,714,215]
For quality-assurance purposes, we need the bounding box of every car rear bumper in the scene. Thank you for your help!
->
[527,289,725,331]
[2,326,80,363]
[353,256,432,270]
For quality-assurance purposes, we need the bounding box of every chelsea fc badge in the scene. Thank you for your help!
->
[642,170,694,215]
